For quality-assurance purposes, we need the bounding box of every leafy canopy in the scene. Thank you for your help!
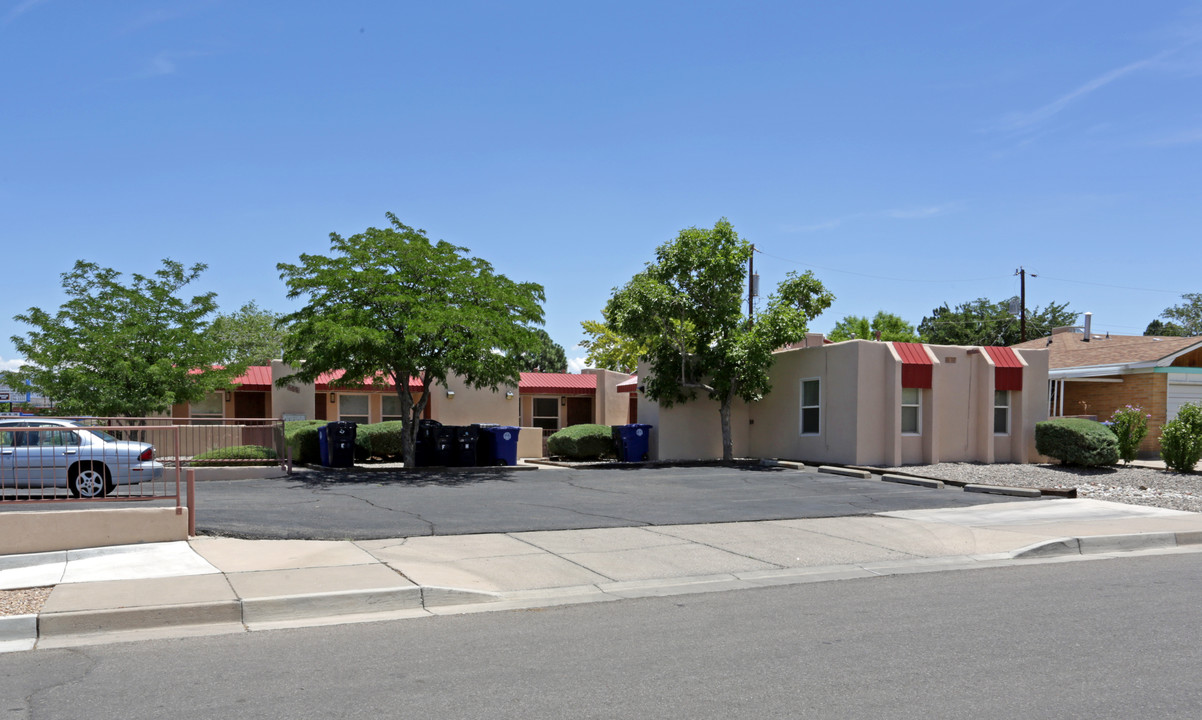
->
[518,328,568,373]
[918,297,1076,346]
[276,213,546,466]
[1160,293,1202,337]
[607,218,833,460]
[828,311,919,343]
[1144,319,1186,337]
[3,259,238,417]
[579,318,647,374]
[208,300,289,366]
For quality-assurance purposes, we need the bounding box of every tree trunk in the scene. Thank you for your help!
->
[719,394,734,462]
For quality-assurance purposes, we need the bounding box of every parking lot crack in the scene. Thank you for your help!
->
[317,490,437,535]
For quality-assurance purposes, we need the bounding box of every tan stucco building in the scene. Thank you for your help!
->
[641,336,1049,466]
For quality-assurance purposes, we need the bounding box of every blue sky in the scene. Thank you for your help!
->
[3,1,1201,373]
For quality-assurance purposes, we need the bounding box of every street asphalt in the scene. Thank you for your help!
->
[191,463,1042,539]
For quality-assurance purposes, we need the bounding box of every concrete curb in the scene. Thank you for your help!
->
[0,614,37,651]
[37,600,244,638]
[881,474,944,489]
[964,484,1041,498]
[1012,531,1202,559]
[818,466,873,479]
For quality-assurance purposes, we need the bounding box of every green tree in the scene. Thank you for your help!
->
[918,298,1076,346]
[518,329,568,373]
[828,311,919,343]
[607,218,833,461]
[1144,319,1186,337]
[1160,293,1202,336]
[579,319,647,374]
[208,300,290,366]
[3,259,238,418]
[276,213,546,467]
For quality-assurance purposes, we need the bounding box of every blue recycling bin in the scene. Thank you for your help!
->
[612,423,652,462]
[317,424,331,466]
[477,426,520,466]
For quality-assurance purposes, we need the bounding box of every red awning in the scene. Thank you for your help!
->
[615,375,638,393]
[893,342,933,389]
[315,370,424,392]
[984,347,1024,391]
[519,372,597,395]
[231,366,273,391]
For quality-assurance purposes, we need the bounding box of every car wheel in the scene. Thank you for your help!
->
[69,463,113,498]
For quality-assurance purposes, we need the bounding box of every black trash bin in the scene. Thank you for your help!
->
[415,419,443,467]
[476,425,520,466]
[452,425,479,467]
[324,421,357,468]
[612,423,652,462]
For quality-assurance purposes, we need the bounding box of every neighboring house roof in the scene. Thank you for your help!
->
[615,375,638,393]
[1012,333,1202,376]
[315,369,425,392]
[519,372,597,395]
[230,366,273,391]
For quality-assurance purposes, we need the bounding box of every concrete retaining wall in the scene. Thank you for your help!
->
[0,507,189,556]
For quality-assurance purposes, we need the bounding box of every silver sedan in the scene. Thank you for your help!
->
[0,419,165,498]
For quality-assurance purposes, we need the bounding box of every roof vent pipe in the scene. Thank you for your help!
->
[1083,312,1092,342]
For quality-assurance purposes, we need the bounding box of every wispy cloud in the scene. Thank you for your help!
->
[1144,125,1202,146]
[992,51,1171,134]
[3,0,50,24]
[785,203,958,233]
[0,355,25,373]
[567,356,588,373]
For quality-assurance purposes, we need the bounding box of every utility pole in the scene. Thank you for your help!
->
[1015,266,1036,342]
[748,244,757,325]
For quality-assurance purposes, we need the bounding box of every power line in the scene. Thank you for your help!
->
[754,249,1008,285]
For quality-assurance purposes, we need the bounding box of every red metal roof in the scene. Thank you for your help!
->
[315,369,424,392]
[231,366,273,391]
[893,342,933,389]
[616,375,638,393]
[519,372,597,395]
[984,347,1024,391]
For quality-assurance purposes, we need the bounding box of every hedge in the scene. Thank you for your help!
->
[355,421,408,459]
[284,420,325,465]
[191,445,279,466]
[1035,417,1118,466]
[547,424,615,460]
[1160,402,1202,473]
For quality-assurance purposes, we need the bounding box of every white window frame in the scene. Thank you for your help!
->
[381,394,405,422]
[532,396,560,433]
[901,387,921,435]
[799,378,821,436]
[190,393,225,425]
[338,394,370,425]
[994,390,1010,435]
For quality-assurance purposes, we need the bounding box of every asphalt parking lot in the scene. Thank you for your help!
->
[187,463,1044,540]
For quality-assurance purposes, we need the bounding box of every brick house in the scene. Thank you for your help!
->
[1012,325,1202,457]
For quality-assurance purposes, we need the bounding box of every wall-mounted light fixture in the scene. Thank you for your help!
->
[446,390,455,399]
[561,397,566,406]
[329,393,336,404]
[505,391,514,399]
[637,385,645,393]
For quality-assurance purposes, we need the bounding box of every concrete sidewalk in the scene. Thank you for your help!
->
[4,498,1202,653]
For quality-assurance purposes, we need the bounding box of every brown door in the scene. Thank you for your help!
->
[565,397,593,427]
[234,392,267,420]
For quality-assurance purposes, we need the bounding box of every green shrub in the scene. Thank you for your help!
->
[547,424,615,460]
[1106,405,1150,464]
[1160,402,1202,473]
[284,420,324,464]
[1036,417,1119,466]
[191,445,279,466]
[355,421,408,459]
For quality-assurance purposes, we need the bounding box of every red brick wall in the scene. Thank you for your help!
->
[1062,373,1165,455]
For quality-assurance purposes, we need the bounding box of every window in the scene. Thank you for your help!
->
[190,393,224,425]
[382,395,405,422]
[339,394,370,424]
[532,397,560,432]
[994,390,1010,435]
[901,387,921,435]
[799,379,820,435]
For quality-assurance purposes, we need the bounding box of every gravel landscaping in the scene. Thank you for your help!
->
[880,462,1202,513]
[0,587,51,617]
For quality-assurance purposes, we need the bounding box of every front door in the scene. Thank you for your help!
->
[566,396,593,427]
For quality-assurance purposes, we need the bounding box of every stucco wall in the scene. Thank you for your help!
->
[584,369,633,425]
[271,361,316,420]
[431,374,520,427]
